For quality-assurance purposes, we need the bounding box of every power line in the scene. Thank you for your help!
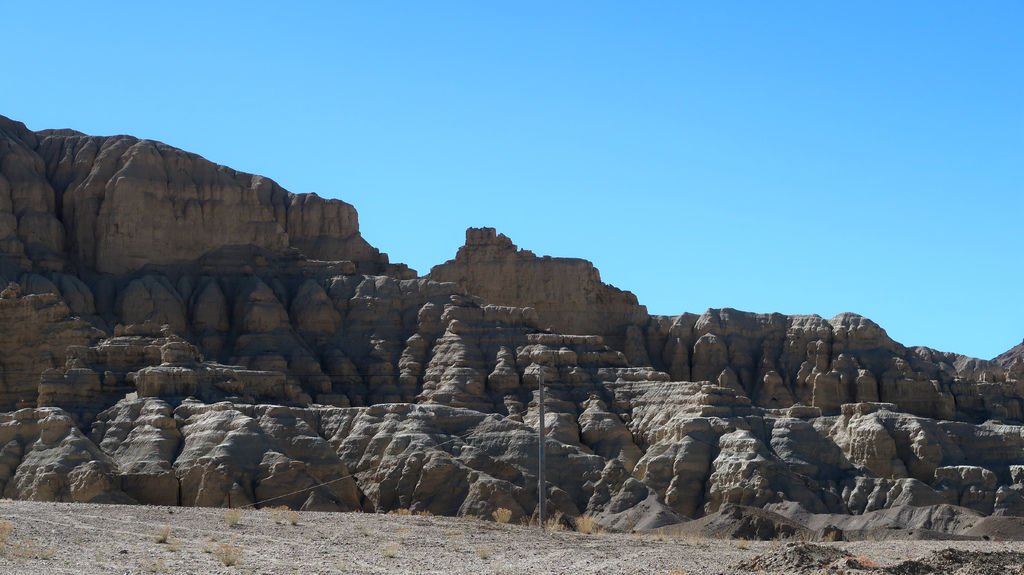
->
[537,366,547,530]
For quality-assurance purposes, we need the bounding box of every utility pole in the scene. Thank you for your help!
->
[537,369,546,529]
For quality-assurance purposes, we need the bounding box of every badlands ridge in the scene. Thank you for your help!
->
[0,114,1021,536]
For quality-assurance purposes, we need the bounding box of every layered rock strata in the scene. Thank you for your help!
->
[428,228,648,352]
[0,114,1021,532]
[0,115,407,277]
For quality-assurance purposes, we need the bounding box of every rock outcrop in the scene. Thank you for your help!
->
[428,228,648,351]
[995,341,1024,369]
[0,114,406,277]
[0,114,1021,533]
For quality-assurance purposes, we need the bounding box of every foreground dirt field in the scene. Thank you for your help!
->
[1,501,1024,574]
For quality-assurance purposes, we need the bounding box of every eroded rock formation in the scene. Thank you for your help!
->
[428,228,648,352]
[0,114,1022,532]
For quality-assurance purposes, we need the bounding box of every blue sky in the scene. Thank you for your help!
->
[4,2,1021,359]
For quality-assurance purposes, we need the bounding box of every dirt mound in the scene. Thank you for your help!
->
[735,543,866,573]
[837,526,976,542]
[960,516,1024,541]
[775,503,985,536]
[886,548,1024,575]
[672,505,813,540]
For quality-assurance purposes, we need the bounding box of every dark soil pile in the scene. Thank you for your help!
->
[672,505,813,540]
[885,548,1024,575]
[735,543,857,573]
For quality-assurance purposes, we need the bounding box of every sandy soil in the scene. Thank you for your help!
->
[0,501,1023,574]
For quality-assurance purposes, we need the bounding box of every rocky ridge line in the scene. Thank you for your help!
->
[0,115,1022,534]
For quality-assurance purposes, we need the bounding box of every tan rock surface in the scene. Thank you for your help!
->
[996,340,1024,369]
[0,114,1023,533]
[1,114,395,275]
[428,228,648,350]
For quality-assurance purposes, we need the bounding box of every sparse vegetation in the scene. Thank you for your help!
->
[223,508,243,527]
[543,511,565,532]
[444,528,464,552]
[573,514,601,534]
[389,508,413,516]
[677,531,710,544]
[7,539,57,560]
[820,528,841,542]
[213,542,242,566]
[492,507,513,524]
[202,535,220,554]
[0,501,1014,574]
[268,506,296,525]
[142,557,167,573]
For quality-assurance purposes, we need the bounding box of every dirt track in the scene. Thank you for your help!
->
[1,501,1023,574]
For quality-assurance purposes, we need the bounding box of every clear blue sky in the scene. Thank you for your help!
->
[4,2,1021,359]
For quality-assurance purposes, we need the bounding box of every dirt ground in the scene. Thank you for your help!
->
[1,501,1023,574]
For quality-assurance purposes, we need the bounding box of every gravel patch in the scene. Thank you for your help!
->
[0,501,1022,574]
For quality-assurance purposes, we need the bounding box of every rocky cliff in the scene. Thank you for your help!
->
[996,341,1024,369]
[0,114,1022,533]
[0,115,406,277]
[428,227,648,352]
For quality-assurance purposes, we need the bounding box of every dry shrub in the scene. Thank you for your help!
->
[476,547,492,559]
[287,510,300,525]
[223,508,243,527]
[382,543,399,558]
[268,506,290,525]
[444,529,464,552]
[819,528,841,542]
[143,557,167,573]
[8,540,56,560]
[492,508,513,524]
[678,531,709,544]
[154,525,171,544]
[543,511,565,532]
[214,542,242,566]
[389,508,412,516]
[573,515,602,534]
[0,523,55,561]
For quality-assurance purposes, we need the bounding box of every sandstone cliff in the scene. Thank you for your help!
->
[0,115,405,277]
[428,228,648,353]
[0,114,1021,533]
